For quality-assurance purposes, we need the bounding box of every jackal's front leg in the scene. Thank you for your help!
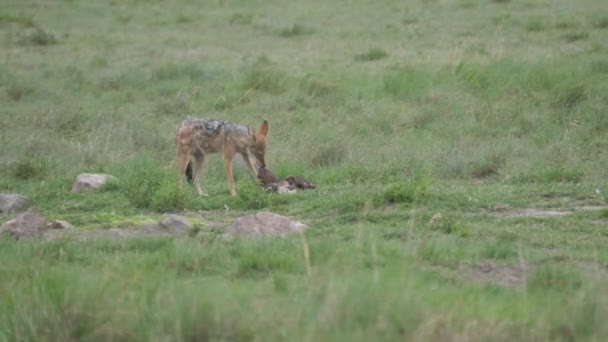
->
[243,152,259,179]
[191,154,208,196]
[224,147,237,196]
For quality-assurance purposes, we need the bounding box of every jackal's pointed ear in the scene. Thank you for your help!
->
[259,120,269,137]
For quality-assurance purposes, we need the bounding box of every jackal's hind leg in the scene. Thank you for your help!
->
[177,145,191,189]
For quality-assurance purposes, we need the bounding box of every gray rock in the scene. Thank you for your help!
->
[0,212,48,240]
[160,214,193,236]
[142,222,165,234]
[226,212,307,239]
[142,214,193,236]
[71,173,116,193]
[0,193,31,214]
[106,228,138,238]
[75,228,139,240]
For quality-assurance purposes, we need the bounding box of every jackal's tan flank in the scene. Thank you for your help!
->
[176,118,269,196]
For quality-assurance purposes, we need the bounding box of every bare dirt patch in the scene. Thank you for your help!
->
[459,261,526,287]
[456,259,608,288]
[480,205,608,218]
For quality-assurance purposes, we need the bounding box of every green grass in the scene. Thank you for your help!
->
[1,0,608,340]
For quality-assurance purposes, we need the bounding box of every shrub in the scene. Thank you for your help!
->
[0,13,35,27]
[46,109,89,139]
[10,158,47,180]
[151,63,211,82]
[379,172,430,204]
[382,182,415,204]
[418,239,460,268]
[401,16,418,25]
[383,66,432,100]
[150,178,192,211]
[300,74,338,98]
[236,180,288,209]
[276,24,313,38]
[553,83,587,114]
[97,69,148,91]
[117,156,167,208]
[229,13,253,25]
[527,266,584,292]
[273,273,288,293]
[19,27,57,46]
[239,56,287,94]
[594,17,608,29]
[354,48,388,62]
[237,242,300,277]
[562,31,589,42]
[591,60,608,73]
[470,153,505,179]
[510,166,583,184]
[309,143,347,168]
[481,241,516,260]
[526,19,547,32]
[539,167,583,183]
[428,213,469,237]
[438,149,505,179]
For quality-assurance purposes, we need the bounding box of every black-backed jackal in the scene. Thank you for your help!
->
[176,118,269,196]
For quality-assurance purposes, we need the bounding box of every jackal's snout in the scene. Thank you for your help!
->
[254,119,269,169]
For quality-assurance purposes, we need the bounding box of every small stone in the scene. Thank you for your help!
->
[226,212,307,239]
[160,214,193,236]
[71,173,117,193]
[0,193,31,214]
[0,212,48,240]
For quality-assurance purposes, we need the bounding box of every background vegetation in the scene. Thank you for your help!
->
[1,0,607,340]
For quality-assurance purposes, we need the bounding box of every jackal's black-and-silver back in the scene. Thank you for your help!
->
[179,118,255,154]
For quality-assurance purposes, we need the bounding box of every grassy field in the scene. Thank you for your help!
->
[1,0,608,340]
